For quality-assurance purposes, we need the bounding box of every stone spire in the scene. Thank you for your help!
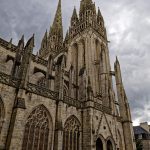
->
[39,30,48,58]
[50,0,63,37]
[48,0,63,55]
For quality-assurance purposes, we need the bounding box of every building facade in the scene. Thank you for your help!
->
[0,0,136,150]
[134,122,150,150]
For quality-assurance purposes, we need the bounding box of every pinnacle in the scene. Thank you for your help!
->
[72,7,78,19]
[25,34,34,48]
[64,30,69,41]
[44,30,48,39]
[98,7,101,16]
[9,38,12,43]
[17,35,24,48]
[115,56,120,65]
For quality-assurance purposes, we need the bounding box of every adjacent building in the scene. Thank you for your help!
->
[134,122,150,150]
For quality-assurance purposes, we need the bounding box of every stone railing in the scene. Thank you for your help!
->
[0,37,16,52]
[32,55,48,66]
[0,71,112,114]
[94,102,102,111]
[102,105,112,115]
[63,95,82,108]
[0,72,19,88]
[94,102,112,114]
[69,21,106,41]
[27,82,59,100]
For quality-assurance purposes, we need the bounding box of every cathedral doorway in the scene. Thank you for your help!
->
[107,140,113,150]
[22,105,52,150]
[96,138,103,150]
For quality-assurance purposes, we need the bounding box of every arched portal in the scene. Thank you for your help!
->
[63,115,81,150]
[22,105,52,150]
[0,97,5,135]
[96,138,103,150]
[107,140,113,150]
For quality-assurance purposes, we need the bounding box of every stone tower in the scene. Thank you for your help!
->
[0,0,136,150]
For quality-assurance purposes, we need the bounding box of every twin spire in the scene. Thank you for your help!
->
[39,0,104,58]
[51,0,62,32]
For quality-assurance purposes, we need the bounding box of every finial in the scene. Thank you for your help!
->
[21,35,24,41]
[64,30,69,41]
[8,38,12,48]
[116,56,118,61]
[98,7,101,16]
[72,6,78,19]
[43,29,48,39]
[25,34,35,49]
[9,38,12,43]
[115,56,120,64]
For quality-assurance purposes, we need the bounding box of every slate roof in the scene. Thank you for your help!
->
[133,126,150,135]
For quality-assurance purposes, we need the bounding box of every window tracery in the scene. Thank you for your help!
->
[63,116,80,150]
[22,105,51,150]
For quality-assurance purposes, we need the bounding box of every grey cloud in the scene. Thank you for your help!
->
[0,0,150,125]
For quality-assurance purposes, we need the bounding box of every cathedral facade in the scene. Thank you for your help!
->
[0,0,136,150]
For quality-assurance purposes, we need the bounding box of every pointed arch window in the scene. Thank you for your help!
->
[63,116,80,150]
[22,105,52,150]
[107,140,113,150]
[96,138,103,150]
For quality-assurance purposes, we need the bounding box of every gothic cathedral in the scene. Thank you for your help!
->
[0,0,136,150]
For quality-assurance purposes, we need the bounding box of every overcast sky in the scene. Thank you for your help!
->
[0,0,150,125]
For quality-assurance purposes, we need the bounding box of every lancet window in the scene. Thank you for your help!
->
[63,116,81,150]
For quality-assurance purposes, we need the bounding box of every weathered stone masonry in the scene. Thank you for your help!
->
[0,0,136,150]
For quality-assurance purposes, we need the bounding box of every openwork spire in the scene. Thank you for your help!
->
[51,0,62,33]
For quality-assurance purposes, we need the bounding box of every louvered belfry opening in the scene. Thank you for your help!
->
[63,116,80,150]
[22,105,51,150]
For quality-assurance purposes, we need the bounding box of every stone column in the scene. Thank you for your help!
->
[7,90,26,150]
[77,41,84,72]
[82,105,94,150]
[46,55,53,90]
[53,56,64,150]
[53,101,63,150]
